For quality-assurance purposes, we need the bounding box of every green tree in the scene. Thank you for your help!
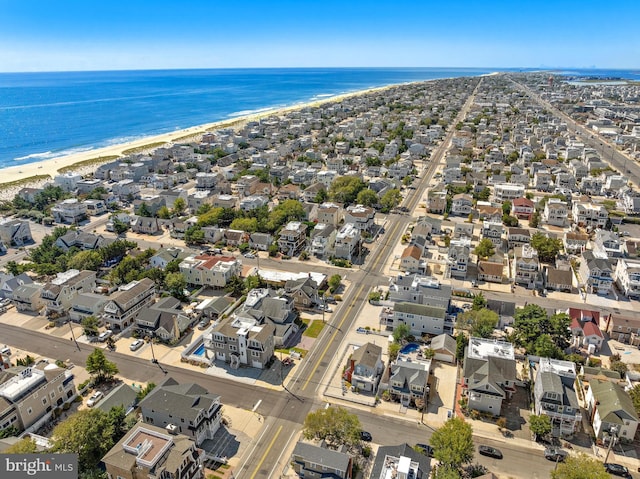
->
[529,414,552,439]
[85,348,119,384]
[328,176,366,205]
[513,305,571,353]
[380,188,402,213]
[456,333,468,362]
[472,293,487,311]
[197,207,226,227]
[230,217,259,232]
[81,316,100,337]
[530,232,563,263]
[314,188,328,204]
[473,238,495,260]
[244,274,266,292]
[430,417,474,469]
[435,466,462,479]
[502,200,512,216]
[136,202,152,217]
[302,406,362,450]
[356,189,379,207]
[68,250,103,271]
[530,210,541,228]
[533,334,565,359]
[157,205,172,219]
[456,309,499,338]
[50,409,116,476]
[551,453,609,479]
[136,382,157,401]
[267,199,306,231]
[393,323,411,343]
[475,187,491,201]
[328,274,342,293]
[4,437,39,453]
[224,275,246,297]
[164,272,187,300]
[184,225,205,244]
[112,217,129,235]
[388,342,400,361]
[630,384,640,416]
[502,214,518,227]
[5,260,21,276]
[172,197,186,216]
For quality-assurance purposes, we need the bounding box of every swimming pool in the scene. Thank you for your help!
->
[400,342,420,354]
[193,344,206,356]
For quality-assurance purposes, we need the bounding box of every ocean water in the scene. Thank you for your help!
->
[1,67,637,169]
[0,67,498,168]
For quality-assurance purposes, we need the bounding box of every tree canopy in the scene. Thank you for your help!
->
[356,188,379,207]
[430,417,474,469]
[85,348,119,384]
[531,232,563,263]
[328,177,366,205]
[456,308,499,338]
[550,453,609,479]
[302,406,362,450]
[474,239,495,260]
[629,383,640,416]
[529,414,552,438]
[512,305,570,357]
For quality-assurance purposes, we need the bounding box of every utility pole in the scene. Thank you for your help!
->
[604,426,618,464]
[68,320,81,352]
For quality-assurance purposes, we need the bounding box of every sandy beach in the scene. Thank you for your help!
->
[0,84,394,201]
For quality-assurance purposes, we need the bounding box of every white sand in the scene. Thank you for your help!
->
[0,84,395,201]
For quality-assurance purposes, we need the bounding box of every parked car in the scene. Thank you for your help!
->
[198,320,210,330]
[87,391,104,407]
[604,463,632,478]
[130,339,144,351]
[243,252,256,259]
[415,444,434,457]
[478,445,503,459]
[360,431,372,442]
[98,330,113,342]
[544,447,568,462]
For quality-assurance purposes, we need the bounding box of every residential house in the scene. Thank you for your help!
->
[53,172,82,192]
[427,191,447,214]
[317,202,343,227]
[545,266,574,292]
[343,342,383,393]
[481,221,504,249]
[507,227,531,249]
[54,231,104,252]
[206,316,275,369]
[453,223,474,240]
[0,273,33,299]
[131,216,161,235]
[310,223,336,257]
[0,219,32,247]
[478,259,505,284]
[149,247,188,269]
[543,199,569,227]
[615,258,640,299]
[593,229,625,258]
[223,229,249,247]
[101,422,203,479]
[387,274,452,310]
[585,379,639,440]
[450,194,473,216]
[389,302,447,336]
[0,363,76,435]
[40,269,96,318]
[135,297,193,343]
[83,199,107,216]
[239,195,268,212]
[568,308,604,352]
[179,255,242,288]
[602,314,640,346]
[476,203,502,222]
[412,216,442,240]
[212,194,238,209]
[277,221,307,257]
[380,358,430,408]
[462,338,517,416]
[12,284,44,313]
[533,358,581,437]
[493,183,525,202]
[291,442,353,479]
[95,383,139,415]
[238,291,298,346]
[429,334,457,363]
[51,199,87,224]
[344,204,375,232]
[139,377,222,445]
[447,239,470,279]
[572,202,608,229]
[370,444,431,479]
[512,197,535,220]
[401,245,426,274]
[579,251,614,295]
[334,223,361,261]
[249,232,273,251]
[563,232,589,254]
[69,292,108,323]
[103,278,156,330]
[513,245,540,288]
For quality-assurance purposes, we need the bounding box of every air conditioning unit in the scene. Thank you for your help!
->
[166,424,178,435]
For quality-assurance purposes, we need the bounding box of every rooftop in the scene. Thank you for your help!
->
[467,337,514,361]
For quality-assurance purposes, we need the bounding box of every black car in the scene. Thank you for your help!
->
[544,447,568,462]
[478,445,503,459]
[360,431,372,441]
[415,444,434,457]
[604,463,632,478]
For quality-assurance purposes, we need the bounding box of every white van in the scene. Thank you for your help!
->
[1,346,11,356]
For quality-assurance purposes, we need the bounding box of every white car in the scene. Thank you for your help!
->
[87,391,104,407]
[98,330,113,342]
[130,339,144,351]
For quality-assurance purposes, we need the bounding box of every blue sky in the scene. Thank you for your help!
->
[0,0,638,71]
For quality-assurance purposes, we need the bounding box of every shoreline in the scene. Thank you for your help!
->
[0,82,403,199]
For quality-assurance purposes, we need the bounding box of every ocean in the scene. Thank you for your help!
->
[0,67,637,169]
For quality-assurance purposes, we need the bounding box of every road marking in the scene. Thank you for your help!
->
[302,283,366,391]
[252,399,262,412]
[248,424,283,479]
[267,429,296,479]
[237,423,270,475]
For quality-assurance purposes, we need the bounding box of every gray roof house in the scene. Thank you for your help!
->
[370,443,431,479]
[344,342,383,393]
[96,383,139,415]
[429,334,456,363]
[291,441,353,479]
[380,358,430,408]
[139,377,222,446]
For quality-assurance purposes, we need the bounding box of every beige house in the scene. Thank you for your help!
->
[317,202,343,227]
[179,255,242,288]
[40,269,96,318]
[103,278,156,330]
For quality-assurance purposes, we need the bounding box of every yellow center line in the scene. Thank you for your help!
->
[249,424,283,479]
[302,283,366,391]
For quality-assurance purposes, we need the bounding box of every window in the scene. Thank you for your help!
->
[42,398,47,405]
[27,408,32,415]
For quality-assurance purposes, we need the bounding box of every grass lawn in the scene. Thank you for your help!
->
[303,320,325,338]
